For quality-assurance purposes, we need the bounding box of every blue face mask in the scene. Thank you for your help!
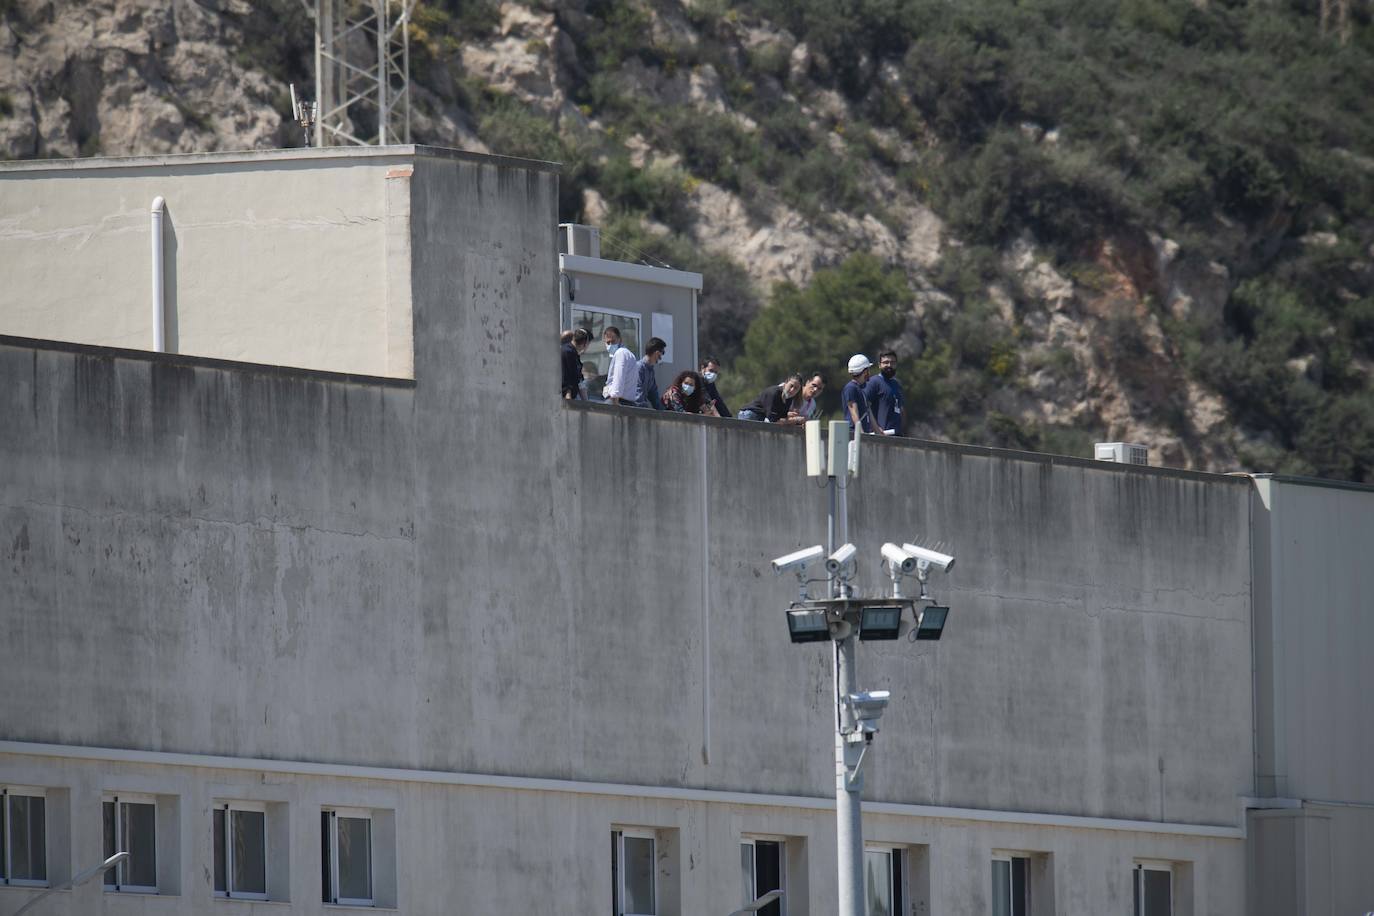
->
[702,371,718,384]
[681,383,696,396]
[606,342,618,354]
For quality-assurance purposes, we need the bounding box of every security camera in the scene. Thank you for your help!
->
[847,689,891,721]
[772,545,825,574]
[825,543,857,574]
[881,542,918,575]
[901,542,955,573]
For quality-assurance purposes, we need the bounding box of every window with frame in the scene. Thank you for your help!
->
[322,808,373,906]
[740,838,784,916]
[865,846,905,916]
[103,794,158,893]
[1,787,47,887]
[213,801,267,900]
[1133,862,1172,916]
[611,828,656,916]
[573,306,642,384]
[991,854,1030,916]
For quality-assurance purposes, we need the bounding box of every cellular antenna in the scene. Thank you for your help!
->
[289,84,318,148]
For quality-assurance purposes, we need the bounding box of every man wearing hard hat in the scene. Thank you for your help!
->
[842,354,890,435]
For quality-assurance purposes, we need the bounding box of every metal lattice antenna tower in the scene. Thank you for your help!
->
[299,0,415,146]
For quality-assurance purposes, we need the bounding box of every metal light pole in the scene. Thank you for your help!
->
[774,420,955,916]
[10,851,128,916]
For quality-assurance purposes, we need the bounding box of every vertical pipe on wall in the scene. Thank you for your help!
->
[150,196,165,353]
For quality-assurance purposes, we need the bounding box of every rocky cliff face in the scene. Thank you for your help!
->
[0,0,1273,471]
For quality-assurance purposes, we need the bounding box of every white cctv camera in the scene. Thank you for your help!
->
[825,543,857,574]
[881,542,918,575]
[848,690,891,721]
[772,545,825,574]
[901,542,955,573]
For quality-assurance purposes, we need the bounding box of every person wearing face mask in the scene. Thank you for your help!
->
[661,370,718,415]
[698,357,730,418]
[633,337,667,410]
[601,326,640,405]
[863,350,905,436]
[738,374,803,422]
[561,328,590,400]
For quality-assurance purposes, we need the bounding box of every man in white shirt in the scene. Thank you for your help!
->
[601,326,640,405]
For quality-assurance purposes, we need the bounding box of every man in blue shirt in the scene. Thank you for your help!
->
[634,337,666,410]
[842,354,879,434]
[863,350,905,436]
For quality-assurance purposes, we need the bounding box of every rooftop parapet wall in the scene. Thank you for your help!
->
[0,146,1252,832]
[0,146,512,379]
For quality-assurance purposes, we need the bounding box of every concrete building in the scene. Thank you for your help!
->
[0,146,1364,915]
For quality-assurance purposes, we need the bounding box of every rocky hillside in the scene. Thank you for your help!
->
[3,0,1373,480]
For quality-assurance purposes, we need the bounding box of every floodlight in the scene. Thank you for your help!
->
[901,542,955,572]
[914,605,949,641]
[859,605,903,640]
[847,690,890,721]
[786,609,831,643]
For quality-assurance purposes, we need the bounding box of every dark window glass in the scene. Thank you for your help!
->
[1143,868,1171,915]
[102,802,116,887]
[213,808,226,894]
[232,810,267,895]
[121,802,157,889]
[321,812,332,903]
[755,841,782,916]
[337,816,372,902]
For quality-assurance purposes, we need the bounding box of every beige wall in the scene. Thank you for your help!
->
[0,148,417,378]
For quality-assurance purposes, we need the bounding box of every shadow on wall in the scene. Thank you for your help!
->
[163,206,179,353]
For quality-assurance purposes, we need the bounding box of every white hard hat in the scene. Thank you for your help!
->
[847,354,873,375]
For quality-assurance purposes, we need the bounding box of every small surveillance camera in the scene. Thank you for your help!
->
[901,542,955,573]
[881,542,918,575]
[772,545,825,574]
[825,542,857,574]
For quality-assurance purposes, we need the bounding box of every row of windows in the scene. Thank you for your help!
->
[0,787,384,906]
[1,785,1184,914]
[613,829,1183,916]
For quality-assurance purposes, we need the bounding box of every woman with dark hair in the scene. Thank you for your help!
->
[661,370,719,416]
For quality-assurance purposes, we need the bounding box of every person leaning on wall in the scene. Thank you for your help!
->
[661,370,719,416]
[738,374,803,422]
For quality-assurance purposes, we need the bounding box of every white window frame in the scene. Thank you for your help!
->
[991,852,1031,916]
[102,792,159,894]
[740,836,786,916]
[213,800,268,901]
[323,807,374,907]
[1,786,48,888]
[1133,860,1174,916]
[864,845,905,916]
[613,827,658,916]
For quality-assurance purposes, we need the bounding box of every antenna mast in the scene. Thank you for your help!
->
[302,0,416,147]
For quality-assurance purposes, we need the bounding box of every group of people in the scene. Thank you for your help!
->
[560,326,906,436]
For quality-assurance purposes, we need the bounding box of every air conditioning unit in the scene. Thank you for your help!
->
[558,223,601,258]
[1095,442,1149,466]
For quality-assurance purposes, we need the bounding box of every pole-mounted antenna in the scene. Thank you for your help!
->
[289,84,318,148]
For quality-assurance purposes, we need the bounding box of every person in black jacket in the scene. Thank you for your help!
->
[737,374,803,422]
[561,328,590,399]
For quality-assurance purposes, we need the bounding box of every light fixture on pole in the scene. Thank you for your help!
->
[772,421,961,916]
[11,851,129,916]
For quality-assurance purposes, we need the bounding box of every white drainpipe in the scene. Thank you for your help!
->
[151,196,165,352]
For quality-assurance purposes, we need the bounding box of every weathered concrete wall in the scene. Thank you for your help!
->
[1251,477,1374,804]
[0,148,416,377]
[0,147,1257,913]
[0,747,1244,916]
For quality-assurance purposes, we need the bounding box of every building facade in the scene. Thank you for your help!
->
[0,146,1360,915]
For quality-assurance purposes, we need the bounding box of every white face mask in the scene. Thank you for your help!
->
[702,371,718,383]
[681,383,696,396]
